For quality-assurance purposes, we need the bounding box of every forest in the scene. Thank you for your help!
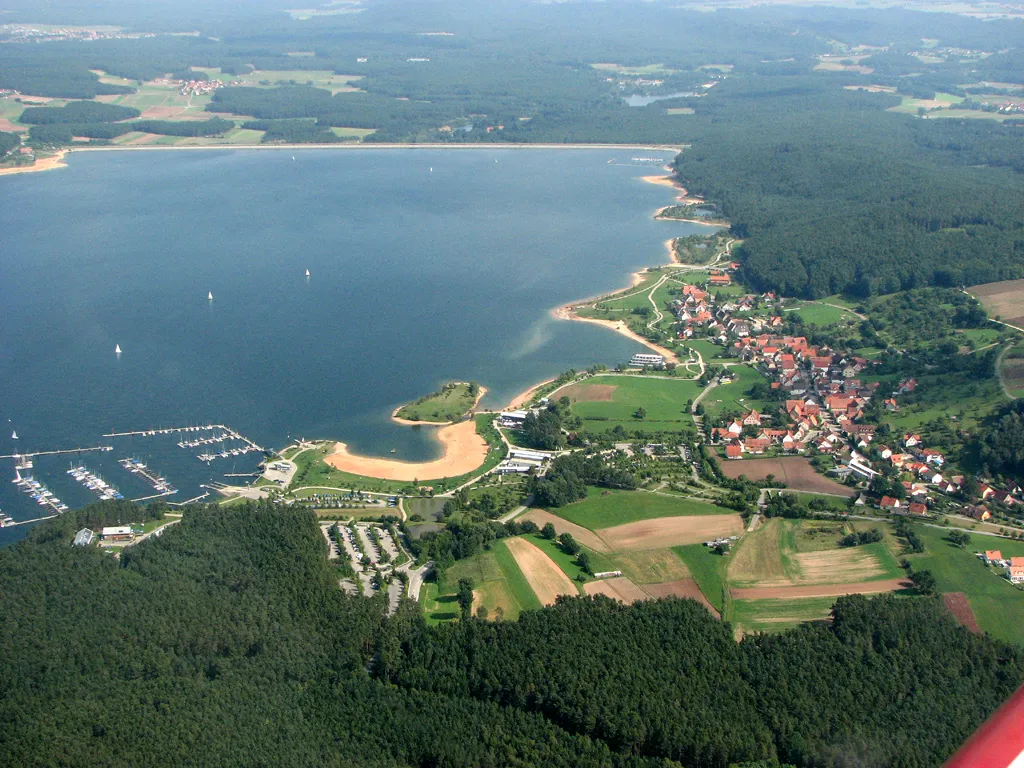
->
[0,501,1019,767]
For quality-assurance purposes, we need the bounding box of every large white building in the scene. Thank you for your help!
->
[629,353,665,369]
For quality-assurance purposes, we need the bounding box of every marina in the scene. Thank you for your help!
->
[67,466,124,501]
[12,472,69,514]
[119,458,177,497]
[0,445,113,460]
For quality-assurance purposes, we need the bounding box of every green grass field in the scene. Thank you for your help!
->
[788,302,850,327]
[685,339,733,363]
[394,382,480,423]
[906,524,1024,643]
[551,487,724,530]
[730,596,837,634]
[568,374,701,433]
[675,543,728,613]
[700,364,770,419]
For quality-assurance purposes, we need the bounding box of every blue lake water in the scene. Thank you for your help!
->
[0,147,712,544]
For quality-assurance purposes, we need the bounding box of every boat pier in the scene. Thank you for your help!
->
[102,424,265,463]
[0,445,113,460]
[1,514,58,527]
[119,458,177,497]
[12,473,69,514]
[67,466,124,501]
[168,492,210,507]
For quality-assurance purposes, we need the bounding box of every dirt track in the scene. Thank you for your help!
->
[730,578,909,600]
[597,514,744,550]
[521,509,612,553]
[504,538,577,606]
[583,577,649,605]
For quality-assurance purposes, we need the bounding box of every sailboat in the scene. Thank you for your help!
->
[208,291,213,301]
[115,344,121,355]
[292,155,296,161]
[305,269,310,278]
[11,430,17,440]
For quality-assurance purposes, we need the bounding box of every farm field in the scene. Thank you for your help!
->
[699,365,770,419]
[730,596,837,634]
[583,576,648,604]
[905,524,1024,643]
[719,456,854,496]
[549,487,725,530]
[644,578,719,617]
[423,539,541,623]
[1000,343,1024,398]
[566,374,701,434]
[520,508,612,552]
[504,537,578,605]
[674,543,729,613]
[969,278,1024,328]
[597,513,744,550]
[607,548,692,584]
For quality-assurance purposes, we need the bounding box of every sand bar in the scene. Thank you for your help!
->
[325,419,488,481]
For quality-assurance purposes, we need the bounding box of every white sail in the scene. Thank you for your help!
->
[305,269,310,277]
[11,430,17,439]
[115,344,121,355]
[208,292,213,301]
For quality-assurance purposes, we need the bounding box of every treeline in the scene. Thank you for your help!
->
[974,399,1024,483]
[29,117,234,144]
[381,592,1023,768]
[242,118,346,143]
[0,130,19,156]
[0,501,655,767]
[20,101,141,124]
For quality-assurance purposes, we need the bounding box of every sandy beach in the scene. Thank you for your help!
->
[552,306,679,364]
[325,419,489,481]
[504,378,556,410]
[0,151,67,177]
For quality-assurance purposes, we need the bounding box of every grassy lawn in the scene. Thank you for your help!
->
[700,364,770,419]
[551,487,724,530]
[395,382,480,423]
[675,543,729,613]
[788,302,850,326]
[905,524,1024,644]
[425,543,542,623]
[730,597,837,634]
[569,374,701,433]
[685,339,733,363]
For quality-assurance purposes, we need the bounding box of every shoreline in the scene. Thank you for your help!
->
[391,385,488,426]
[0,150,66,177]
[552,306,680,364]
[324,419,490,482]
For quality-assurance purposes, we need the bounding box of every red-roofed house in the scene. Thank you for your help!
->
[879,496,901,510]
[908,502,927,515]
[985,550,1003,565]
[725,444,743,459]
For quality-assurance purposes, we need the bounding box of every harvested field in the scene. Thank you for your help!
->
[597,514,743,550]
[942,592,982,634]
[473,582,517,620]
[728,520,785,585]
[558,382,617,402]
[730,578,909,600]
[644,578,720,617]
[969,279,1024,328]
[583,577,649,605]
[504,537,577,606]
[0,118,23,132]
[521,509,612,553]
[718,456,853,497]
[791,548,884,584]
[609,548,690,584]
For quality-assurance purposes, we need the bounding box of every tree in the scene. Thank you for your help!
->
[577,550,592,575]
[910,569,937,595]
[558,533,580,556]
[457,578,474,620]
[634,407,647,420]
[947,530,971,548]
[541,523,557,540]
[476,605,489,620]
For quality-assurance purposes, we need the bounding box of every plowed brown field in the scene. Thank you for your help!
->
[597,514,743,550]
[583,577,649,605]
[730,578,909,600]
[718,456,853,496]
[504,537,577,606]
[644,578,720,617]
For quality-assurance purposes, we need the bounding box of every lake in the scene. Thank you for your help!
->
[0,147,712,544]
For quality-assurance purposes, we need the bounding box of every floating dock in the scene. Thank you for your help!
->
[0,445,113,460]
[12,473,68,514]
[67,466,124,501]
[103,424,264,461]
[119,458,177,497]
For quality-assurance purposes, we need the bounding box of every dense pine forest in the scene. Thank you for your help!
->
[0,501,1019,766]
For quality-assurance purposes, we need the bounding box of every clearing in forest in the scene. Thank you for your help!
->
[583,577,649,605]
[504,537,578,606]
[520,509,612,553]
[597,514,744,550]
